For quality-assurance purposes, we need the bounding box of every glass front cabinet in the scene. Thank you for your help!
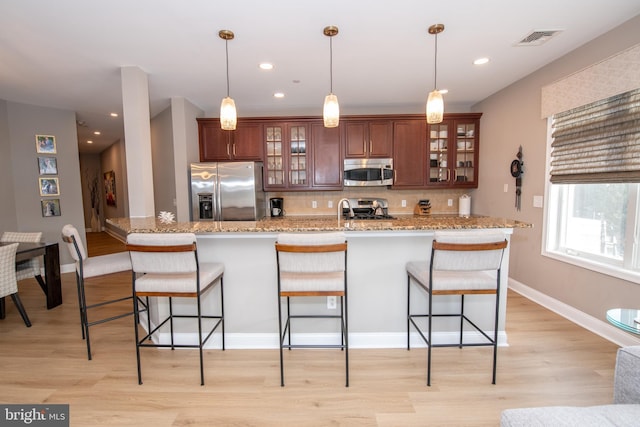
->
[264,123,309,190]
[427,113,480,188]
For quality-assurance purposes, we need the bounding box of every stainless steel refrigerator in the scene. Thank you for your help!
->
[190,162,266,221]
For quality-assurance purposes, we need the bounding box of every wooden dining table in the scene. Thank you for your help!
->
[0,241,62,318]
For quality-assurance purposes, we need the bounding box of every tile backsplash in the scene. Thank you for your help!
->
[265,188,473,216]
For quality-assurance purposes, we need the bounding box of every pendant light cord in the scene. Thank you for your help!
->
[225,39,230,97]
[433,32,438,91]
[329,36,334,94]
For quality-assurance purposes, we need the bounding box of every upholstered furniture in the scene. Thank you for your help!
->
[0,243,31,327]
[1,232,45,289]
[501,346,640,426]
[275,232,349,386]
[126,232,225,385]
[61,224,132,359]
[407,229,508,386]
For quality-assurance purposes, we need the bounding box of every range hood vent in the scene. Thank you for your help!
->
[515,29,562,46]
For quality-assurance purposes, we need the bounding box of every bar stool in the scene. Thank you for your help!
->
[61,224,133,359]
[407,230,508,386]
[126,232,225,385]
[275,232,348,387]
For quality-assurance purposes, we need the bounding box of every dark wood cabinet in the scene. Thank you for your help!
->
[392,120,427,188]
[344,120,393,158]
[426,114,481,188]
[310,122,342,189]
[197,119,263,162]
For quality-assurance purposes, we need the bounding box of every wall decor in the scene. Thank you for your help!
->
[104,170,116,206]
[39,177,60,196]
[41,199,61,217]
[35,134,56,154]
[38,156,58,175]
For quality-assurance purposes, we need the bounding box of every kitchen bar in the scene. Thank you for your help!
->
[107,215,530,349]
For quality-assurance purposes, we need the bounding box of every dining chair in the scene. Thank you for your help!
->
[1,232,45,290]
[275,232,349,386]
[126,232,225,385]
[407,230,508,386]
[0,243,31,327]
[61,224,133,360]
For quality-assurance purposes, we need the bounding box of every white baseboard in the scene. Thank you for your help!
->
[508,278,640,347]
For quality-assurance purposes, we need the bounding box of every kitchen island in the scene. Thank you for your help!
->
[107,215,531,349]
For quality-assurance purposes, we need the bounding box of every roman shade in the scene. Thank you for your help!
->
[550,88,640,184]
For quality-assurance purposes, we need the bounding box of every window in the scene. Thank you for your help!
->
[544,88,640,282]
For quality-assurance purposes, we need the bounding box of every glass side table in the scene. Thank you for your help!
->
[607,308,640,335]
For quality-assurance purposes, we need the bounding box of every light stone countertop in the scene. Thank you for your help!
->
[107,214,532,234]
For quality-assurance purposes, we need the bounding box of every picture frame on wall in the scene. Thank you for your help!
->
[41,199,61,217]
[35,135,56,154]
[104,170,116,206]
[38,157,58,175]
[39,177,60,196]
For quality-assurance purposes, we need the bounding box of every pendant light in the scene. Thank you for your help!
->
[219,29,237,131]
[426,24,445,124]
[323,26,339,128]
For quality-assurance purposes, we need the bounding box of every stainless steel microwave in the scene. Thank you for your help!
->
[343,158,393,186]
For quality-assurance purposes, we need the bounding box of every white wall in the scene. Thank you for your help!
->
[472,15,640,322]
[0,100,18,232]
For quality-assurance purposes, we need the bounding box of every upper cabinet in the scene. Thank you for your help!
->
[343,120,393,158]
[392,119,427,188]
[426,114,481,188]
[197,118,263,162]
[263,120,342,191]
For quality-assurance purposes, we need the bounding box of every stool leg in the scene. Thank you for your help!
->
[427,290,433,387]
[277,293,285,386]
[459,295,465,348]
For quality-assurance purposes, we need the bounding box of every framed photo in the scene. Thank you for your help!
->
[38,157,58,175]
[104,170,116,206]
[36,135,56,154]
[41,199,61,217]
[39,177,60,196]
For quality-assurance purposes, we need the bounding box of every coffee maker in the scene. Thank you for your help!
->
[270,197,284,217]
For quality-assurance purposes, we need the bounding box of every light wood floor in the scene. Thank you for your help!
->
[0,232,620,426]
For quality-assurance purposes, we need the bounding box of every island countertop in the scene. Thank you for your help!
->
[107,214,532,234]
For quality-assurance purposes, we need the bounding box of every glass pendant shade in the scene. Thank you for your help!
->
[220,96,237,130]
[323,93,340,128]
[426,90,444,124]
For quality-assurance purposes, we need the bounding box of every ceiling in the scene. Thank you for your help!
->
[1,1,639,154]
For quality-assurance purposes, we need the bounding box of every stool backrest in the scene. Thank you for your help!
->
[127,233,198,274]
[276,232,346,274]
[432,230,508,272]
[61,224,87,261]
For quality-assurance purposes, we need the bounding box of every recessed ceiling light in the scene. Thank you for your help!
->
[473,57,490,65]
[439,89,449,94]
[259,63,274,70]
[110,112,118,117]
[274,92,285,98]
[93,131,101,135]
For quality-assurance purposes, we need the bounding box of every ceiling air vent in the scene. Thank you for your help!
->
[515,29,562,46]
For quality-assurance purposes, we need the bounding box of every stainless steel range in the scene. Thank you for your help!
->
[340,198,395,220]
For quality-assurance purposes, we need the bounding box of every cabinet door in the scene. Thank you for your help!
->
[264,124,286,188]
[368,121,393,157]
[311,122,342,189]
[392,120,426,188]
[232,122,263,160]
[199,121,231,161]
[451,119,478,187]
[344,122,367,158]
[426,122,451,187]
[288,124,309,188]
[343,121,393,158]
